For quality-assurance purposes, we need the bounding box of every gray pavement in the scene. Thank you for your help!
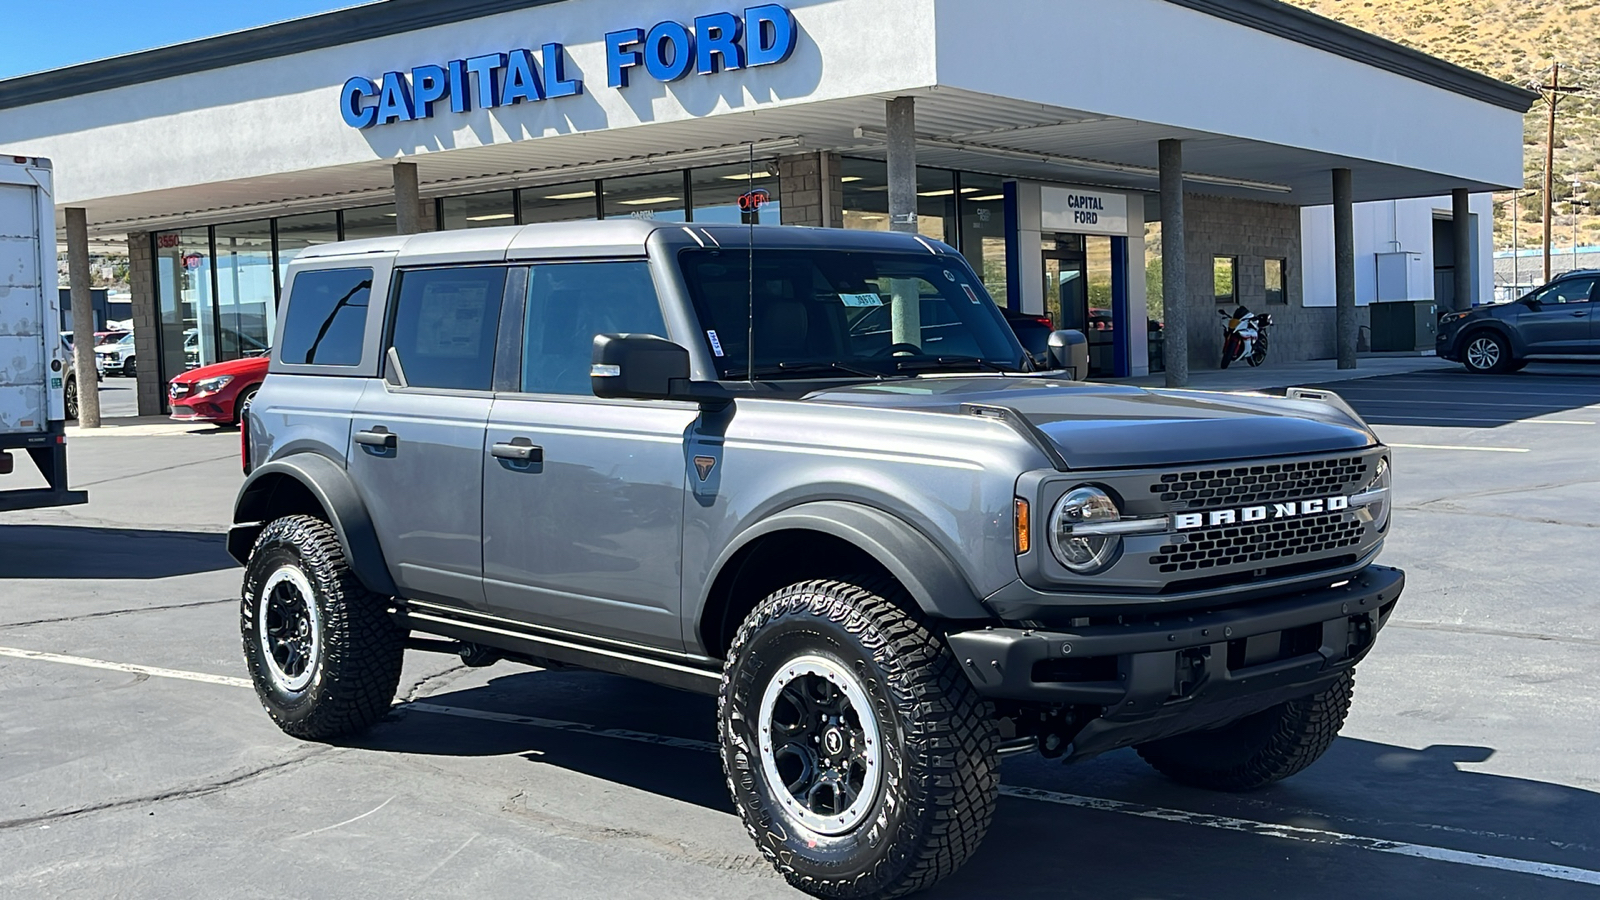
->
[3,363,1600,898]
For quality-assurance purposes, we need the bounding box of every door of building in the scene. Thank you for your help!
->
[1042,234,1116,377]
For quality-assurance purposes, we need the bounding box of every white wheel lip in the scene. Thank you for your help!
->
[756,654,883,837]
[1465,336,1501,370]
[258,565,321,693]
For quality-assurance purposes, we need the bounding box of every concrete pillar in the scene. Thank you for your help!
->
[64,209,100,427]
[127,232,163,416]
[885,97,917,235]
[1452,188,1472,312]
[394,162,424,235]
[1333,169,1357,369]
[1159,139,1188,387]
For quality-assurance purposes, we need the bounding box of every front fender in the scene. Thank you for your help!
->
[706,500,994,622]
[229,454,397,596]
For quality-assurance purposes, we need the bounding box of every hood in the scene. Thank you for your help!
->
[171,354,269,383]
[803,376,1376,469]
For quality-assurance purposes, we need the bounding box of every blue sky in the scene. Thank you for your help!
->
[1,1,351,79]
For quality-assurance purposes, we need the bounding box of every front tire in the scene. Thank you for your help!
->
[123,356,136,379]
[240,515,406,740]
[1462,331,1512,374]
[719,579,999,899]
[1136,669,1354,792]
[64,374,78,420]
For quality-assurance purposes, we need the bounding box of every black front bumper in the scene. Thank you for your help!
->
[946,565,1403,759]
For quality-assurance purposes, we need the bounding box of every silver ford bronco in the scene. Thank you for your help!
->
[231,220,1401,899]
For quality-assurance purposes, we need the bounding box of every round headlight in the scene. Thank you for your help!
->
[1048,486,1122,574]
[1365,456,1391,532]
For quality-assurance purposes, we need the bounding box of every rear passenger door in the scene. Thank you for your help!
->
[481,260,696,650]
[347,265,507,612]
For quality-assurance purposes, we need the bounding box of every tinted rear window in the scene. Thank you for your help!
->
[279,268,374,366]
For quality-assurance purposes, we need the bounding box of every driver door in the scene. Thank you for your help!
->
[1517,276,1596,354]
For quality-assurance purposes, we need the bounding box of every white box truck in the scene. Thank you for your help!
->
[0,155,86,511]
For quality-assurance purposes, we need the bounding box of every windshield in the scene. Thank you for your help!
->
[678,248,1025,380]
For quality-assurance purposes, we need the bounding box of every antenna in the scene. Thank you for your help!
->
[746,142,756,385]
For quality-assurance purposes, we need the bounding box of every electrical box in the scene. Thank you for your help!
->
[1369,300,1438,352]
[1375,251,1426,302]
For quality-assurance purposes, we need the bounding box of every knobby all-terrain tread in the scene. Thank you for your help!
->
[719,576,999,899]
[1137,669,1354,792]
[244,514,405,741]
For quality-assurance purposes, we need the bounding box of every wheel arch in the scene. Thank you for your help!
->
[696,500,992,659]
[229,454,396,596]
[1459,320,1522,357]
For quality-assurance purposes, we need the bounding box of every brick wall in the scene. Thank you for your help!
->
[1181,193,1367,368]
[778,152,842,228]
[126,232,163,416]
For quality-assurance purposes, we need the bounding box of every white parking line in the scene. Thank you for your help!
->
[1385,443,1530,453]
[5,645,1598,888]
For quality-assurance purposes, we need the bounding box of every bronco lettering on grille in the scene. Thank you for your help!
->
[1173,496,1351,530]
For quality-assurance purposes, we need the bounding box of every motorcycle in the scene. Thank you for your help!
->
[1219,305,1272,368]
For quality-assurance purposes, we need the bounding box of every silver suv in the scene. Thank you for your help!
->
[230,221,1403,899]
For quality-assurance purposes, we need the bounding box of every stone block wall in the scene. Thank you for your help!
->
[126,232,164,416]
[1181,193,1366,368]
[778,152,842,228]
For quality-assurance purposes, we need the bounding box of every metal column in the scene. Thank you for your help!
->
[1333,168,1357,370]
[394,161,424,235]
[885,97,917,235]
[1452,188,1473,312]
[1159,139,1187,387]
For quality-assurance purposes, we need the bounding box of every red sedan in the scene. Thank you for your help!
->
[169,355,268,425]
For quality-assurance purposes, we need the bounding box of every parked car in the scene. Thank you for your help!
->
[1002,307,1055,367]
[1438,268,1598,373]
[169,355,268,425]
[94,332,137,377]
[61,336,103,422]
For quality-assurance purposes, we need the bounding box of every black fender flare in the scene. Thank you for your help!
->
[704,500,993,622]
[228,454,396,596]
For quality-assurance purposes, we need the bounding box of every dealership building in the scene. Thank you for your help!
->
[0,0,1533,413]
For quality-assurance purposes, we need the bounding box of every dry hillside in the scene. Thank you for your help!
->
[1286,0,1600,250]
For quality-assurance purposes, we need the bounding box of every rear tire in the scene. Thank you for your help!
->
[234,386,260,425]
[1461,331,1512,374]
[240,515,406,740]
[1136,669,1354,792]
[719,578,999,899]
[64,374,78,420]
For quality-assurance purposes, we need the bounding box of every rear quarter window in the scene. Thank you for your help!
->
[279,268,374,366]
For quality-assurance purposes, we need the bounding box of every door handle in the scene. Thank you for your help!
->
[1571,311,1587,317]
[491,440,543,463]
[355,428,397,449]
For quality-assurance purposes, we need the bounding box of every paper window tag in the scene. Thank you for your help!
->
[962,284,980,304]
[839,293,884,308]
[707,329,725,357]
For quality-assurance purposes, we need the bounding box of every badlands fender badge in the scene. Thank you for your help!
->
[694,456,717,481]
[1173,496,1350,530]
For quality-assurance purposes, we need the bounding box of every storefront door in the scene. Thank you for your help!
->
[1042,234,1116,377]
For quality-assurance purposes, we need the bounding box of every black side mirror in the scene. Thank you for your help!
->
[591,334,691,400]
[1046,329,1089,381]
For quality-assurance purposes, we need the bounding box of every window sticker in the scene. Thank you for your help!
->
[706,329,725,357]
[962,284,980,304]
[839,292,884,308]
[943,270,956,282]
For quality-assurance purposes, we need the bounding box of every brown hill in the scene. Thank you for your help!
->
[1286,0,1600,250]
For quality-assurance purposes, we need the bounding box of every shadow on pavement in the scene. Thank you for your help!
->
[358,668,1600,898]
[0,525,236,579]
[1301,364,1600,428]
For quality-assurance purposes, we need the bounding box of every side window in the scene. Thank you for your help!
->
[278,268,373,366]
[387,266,507,391]
[522,261,666,395]
[1535,278,1597,305]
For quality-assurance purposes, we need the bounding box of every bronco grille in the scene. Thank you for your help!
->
[1149,513,1364,574]
[1150,456,1369,511]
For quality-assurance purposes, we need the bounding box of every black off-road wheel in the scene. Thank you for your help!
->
[1136,669,1354,792]
[240,515,406,740]
[719,578,999,900]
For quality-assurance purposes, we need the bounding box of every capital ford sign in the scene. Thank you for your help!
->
[341,4,797,129]
[1173,496,1351,530]
[1040,186,1129,236]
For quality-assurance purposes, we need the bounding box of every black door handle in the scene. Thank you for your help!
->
[355,428,397,449]
[1571,311,1587,317]
[491,440,543,463]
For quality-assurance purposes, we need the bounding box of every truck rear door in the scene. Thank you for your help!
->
[0,164,52,436]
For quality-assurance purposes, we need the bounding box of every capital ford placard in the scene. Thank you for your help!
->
[1040,187,1129,236]
[341,4,797,129]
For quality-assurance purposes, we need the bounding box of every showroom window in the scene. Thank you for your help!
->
[441,191,517,230]
[276,211,339,285]
[691,163,780,225]
[520,181,602,223]
[602,171,687,221]
[342,204,398,241]
[957,172,1007,300]
[1214,256,1238,304]
[213,220,275,361]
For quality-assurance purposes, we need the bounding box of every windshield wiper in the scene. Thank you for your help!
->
[728,361,889,380]
[893,356,1021,374]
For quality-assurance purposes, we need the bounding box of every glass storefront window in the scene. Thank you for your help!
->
[276,211,338,285]
[441,191,516,230]
[214,220,276,361]
[519,181,601,223]
[1145,221,1164,373]
[690,163,780,225]
[342,204,398,241]
[602,171,686,221]
[839,159,959,245]
[154,228,215,385]
[958,173,1007,300]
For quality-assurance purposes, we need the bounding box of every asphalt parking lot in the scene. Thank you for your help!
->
[3,363,1600,899]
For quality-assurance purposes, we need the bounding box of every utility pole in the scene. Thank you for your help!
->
[1539,63,1581,284]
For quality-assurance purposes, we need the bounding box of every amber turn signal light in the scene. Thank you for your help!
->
[1014,498,1030,555]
